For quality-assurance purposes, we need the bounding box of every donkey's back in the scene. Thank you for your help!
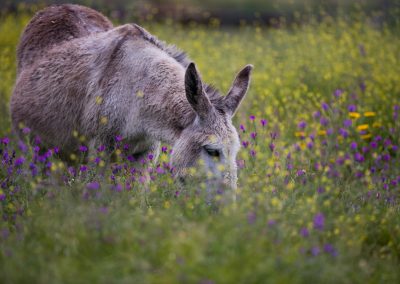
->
[17,4,113,73]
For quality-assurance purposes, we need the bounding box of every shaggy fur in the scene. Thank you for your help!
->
[11,4,253,189]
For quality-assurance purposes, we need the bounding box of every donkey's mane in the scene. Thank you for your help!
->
[134,24,225,113]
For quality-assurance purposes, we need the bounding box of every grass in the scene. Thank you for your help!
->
[0,9,400,284]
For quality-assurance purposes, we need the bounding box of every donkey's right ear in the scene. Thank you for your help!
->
[185,63,212,120]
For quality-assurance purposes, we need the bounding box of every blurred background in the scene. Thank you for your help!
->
[1,0,399,26]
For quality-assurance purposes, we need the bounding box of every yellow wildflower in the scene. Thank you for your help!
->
[357,124,369,131]
[364,111,376,117]
[361,134,372,140]
[349,112,361,119]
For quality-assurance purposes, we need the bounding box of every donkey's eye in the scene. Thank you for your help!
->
[204,147,220,158]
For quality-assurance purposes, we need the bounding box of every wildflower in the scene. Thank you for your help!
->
[333,89,343,97]
[115,135,123,142]
[321,102,329,111]
[34,136,41,145]
[260,119,267,127]
[242,141,249,148]
[79,145,88,152]
[300,227,309,238]
[269,143,275,152]
[250,132,257,140]
[249,115,255,121]
[348,105,357,112]
[350,142,357,150]
[354,153,365,163]
[86,181,100,190]
[97,145,105,152]
[313,111,321,119]
[349,112,361,119]
[317,187,325,194]
[327,128,333,135]
[307,141,314,149]
[313,213,325,231]
[240,124,246,132]
[80,165,88,172]
[339,128,348,138]
[161,146,168,153]
[318,130,327,136]
[298,121,307,129]
[343,119,352,128]
[311,246,320,256]
[148,154,154,160]
[250,149,256,157]
[364,111,376,117]
[361,134,372,140]
[22,127,31,135]
[320,117,329,126]
[14,157,25,167]
[357,124,369,131]
[295,131,305,138]
[18,141,28,153]
[1,137,10,145]
[0,190,5,201]
[324,244,338,257]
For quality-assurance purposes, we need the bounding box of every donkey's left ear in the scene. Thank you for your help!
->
[224,64,253,116]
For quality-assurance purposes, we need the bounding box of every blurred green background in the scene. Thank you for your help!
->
[1,0,399,25]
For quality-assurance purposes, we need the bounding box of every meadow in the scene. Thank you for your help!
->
[0,10,400,283]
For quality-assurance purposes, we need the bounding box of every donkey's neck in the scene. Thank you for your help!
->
[143,91,196,145]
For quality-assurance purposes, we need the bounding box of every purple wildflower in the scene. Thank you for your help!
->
[348,104,357,112]
[350,142,357,150]
[115,135,123,142]
[250,132,257,140]
[300,227,309,238]
[14,157,25,167]
[79,145,88,152]
[313,213,325,231]
[354,153,365,163]
[333,89,343,97]
[339,128,348,138]
[148,154,154,160]
[324,244,338,257]
[18,141,28,153]
[311,246,320,256]
[1,137,10,145]
[249,115,255,121]
[320,117,329,126]
[298,121,307,129]
[321,102,329,111]
[97,145,105,152]
[313,111,321,119]
[269,143,275,152]
[250,149,256,157]
[240,124,246,132]
[161,146,168,153]
[260,119,267,127]
[80,165,88,172]
[343,119,352,128]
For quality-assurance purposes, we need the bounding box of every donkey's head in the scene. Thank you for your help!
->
[171,63,253,189]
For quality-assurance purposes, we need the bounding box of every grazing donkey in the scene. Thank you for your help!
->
[11,4,253,189]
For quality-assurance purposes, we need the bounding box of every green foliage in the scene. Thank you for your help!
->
[0,11,399,283]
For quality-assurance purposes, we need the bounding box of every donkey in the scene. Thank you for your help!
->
[11,4,253,189]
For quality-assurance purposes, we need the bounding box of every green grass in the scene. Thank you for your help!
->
[0,10,400,283]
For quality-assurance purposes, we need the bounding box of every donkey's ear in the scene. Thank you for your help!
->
[224,64,253,116]
[185,62,212,120]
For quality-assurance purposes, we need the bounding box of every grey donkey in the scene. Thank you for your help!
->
[11,4,253,190]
